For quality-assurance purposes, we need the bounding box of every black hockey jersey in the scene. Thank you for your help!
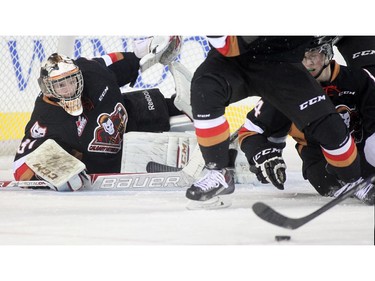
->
[207,36,315,62]
[14,53,140,180]
[242,61,375,148]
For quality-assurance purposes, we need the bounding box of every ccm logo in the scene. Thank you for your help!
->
[299,95,326,110]
[353,50,375,59]
[253,148,281,161]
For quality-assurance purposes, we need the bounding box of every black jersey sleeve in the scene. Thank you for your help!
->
[107,52,140,87]
[336,36,375,70]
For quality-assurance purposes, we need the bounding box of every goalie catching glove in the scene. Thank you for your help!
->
[132,36,182,72]
[249,142,287,190]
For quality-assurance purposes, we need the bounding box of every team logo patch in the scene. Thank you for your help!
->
[88,103,128,153]
[336,104,363,143]
[76,116,88,137]
[30,121,47,138]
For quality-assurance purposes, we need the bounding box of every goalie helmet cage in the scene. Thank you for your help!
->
[0,36,256,160]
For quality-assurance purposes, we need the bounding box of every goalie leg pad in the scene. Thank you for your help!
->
[169,61,193,119]
[121,131,197,173]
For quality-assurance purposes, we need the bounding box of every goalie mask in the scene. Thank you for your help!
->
[38,53,84,116]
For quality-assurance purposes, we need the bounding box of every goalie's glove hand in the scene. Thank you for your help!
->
[40,170,89,192]
[249,142,287,190]
[133,36,182,72]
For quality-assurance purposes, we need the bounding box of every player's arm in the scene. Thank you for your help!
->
[239,98,291,190]
[335,36,375,72]
[93,52,141,87]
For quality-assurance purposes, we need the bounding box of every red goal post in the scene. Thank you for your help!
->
[0,36,258,157]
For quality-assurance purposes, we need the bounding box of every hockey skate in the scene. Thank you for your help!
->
[334,177,375,205]
[185,163,235,210]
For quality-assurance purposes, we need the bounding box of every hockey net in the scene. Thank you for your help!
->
[0,36,258,160]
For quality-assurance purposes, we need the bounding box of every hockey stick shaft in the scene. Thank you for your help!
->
[1,170,194,191]
[252,174,375,229]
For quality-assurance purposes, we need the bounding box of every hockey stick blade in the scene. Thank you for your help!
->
[252,174,375,230]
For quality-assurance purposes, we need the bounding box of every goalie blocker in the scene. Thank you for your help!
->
[25,139,89,191]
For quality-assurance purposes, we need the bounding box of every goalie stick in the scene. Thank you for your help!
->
[0,170,193,191]
[0,180,52,189]
[252,174,375,230]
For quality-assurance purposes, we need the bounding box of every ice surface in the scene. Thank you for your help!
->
[1,138,373,245]
[1,139,373,281]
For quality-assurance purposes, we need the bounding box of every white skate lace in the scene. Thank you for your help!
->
[354,183,374,200]
[193,169,228,192]
[334,178,363,197]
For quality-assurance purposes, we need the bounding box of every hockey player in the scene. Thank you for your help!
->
[13,37,186,191]
[186,36,362,204]
[239,37,375,205]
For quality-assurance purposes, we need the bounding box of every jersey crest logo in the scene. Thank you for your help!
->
[76,116,88,137]
[336,104,363,143]
[88,103,128,154]
[30,121,47,138]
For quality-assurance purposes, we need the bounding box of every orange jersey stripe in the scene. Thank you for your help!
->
[197,129,230,147]
[215,36,240,57]
[14,162,35,181]
[238,127,259,146]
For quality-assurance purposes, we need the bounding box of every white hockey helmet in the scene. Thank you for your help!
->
[38,53,84,116]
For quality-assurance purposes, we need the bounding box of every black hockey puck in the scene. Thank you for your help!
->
[275,235,291,242]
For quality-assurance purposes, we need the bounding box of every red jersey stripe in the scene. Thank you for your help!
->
[195,121,229,138]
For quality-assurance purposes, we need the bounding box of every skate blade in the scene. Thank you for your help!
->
[186,196,232,210]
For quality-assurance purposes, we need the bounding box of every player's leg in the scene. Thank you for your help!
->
[297,144,342,196]
[249,61,361,185]
[187,51,249,201]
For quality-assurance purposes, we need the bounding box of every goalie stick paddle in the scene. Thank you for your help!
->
[252,174,375,230]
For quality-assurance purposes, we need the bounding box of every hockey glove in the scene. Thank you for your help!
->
[36,170,89,192]
[249,142,287,190]
[135,36,182,72]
